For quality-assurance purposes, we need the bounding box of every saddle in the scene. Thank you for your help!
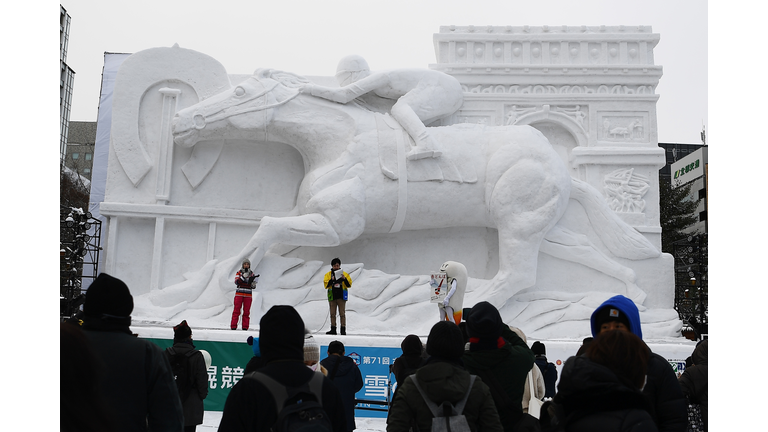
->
[375,114,476,184]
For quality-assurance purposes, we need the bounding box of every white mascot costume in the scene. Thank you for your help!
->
[438,261,468,324]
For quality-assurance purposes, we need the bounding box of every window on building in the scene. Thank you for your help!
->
[698,189,706,200]
[85,153,92,161]
[84,168,91,174]
[699,211,707,222]
[72,152,79,160]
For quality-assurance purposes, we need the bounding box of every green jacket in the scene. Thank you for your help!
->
[461,327,535,431]
[386,359,503,432]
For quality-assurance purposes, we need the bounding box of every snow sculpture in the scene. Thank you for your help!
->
[305,55,464,160]
[99,26,682,339]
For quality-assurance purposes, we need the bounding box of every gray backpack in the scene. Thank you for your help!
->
[411,374,476,432]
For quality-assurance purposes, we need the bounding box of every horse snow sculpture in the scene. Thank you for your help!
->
[170,68,658,311]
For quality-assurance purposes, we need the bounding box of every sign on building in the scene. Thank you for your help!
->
[670,148,705,188]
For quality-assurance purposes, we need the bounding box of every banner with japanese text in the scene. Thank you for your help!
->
[144,338,400,416]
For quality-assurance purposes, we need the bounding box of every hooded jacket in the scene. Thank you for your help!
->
[164,342,209,426]
[462,326,535,431]
[590,295,687,432]
[321,354,363,431]
[551,355,659,432]
[386,358,503,432]
[678,340,707,431]
[392,335,426,387]
[219,306,347,432]
[83,320,184,432]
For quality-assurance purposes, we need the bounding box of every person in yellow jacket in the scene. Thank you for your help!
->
[324,258,352,335]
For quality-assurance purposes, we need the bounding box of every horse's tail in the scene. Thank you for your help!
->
[569,177,660,260]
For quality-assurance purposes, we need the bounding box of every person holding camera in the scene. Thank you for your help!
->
[231,258,259,330]
[324,258,352,335]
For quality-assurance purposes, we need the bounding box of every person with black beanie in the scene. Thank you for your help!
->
[218,305,347,432]
[531,341,558,398]
[387,321,503,432]
[461,301,536,432]
[80,273,183,432]
[391,334,427,388]
[164,320,209,432]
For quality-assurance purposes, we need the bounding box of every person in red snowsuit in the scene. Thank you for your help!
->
[231,258,258,330]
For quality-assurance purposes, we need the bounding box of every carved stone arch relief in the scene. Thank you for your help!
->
[513,108,587,175]
[528,121,579,176]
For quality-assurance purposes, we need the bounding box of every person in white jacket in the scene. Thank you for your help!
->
[509,326,546,414]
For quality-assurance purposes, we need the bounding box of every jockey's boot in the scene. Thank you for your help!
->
[326,326,337,335]
[407,133,441,160]
[340,326,346,335]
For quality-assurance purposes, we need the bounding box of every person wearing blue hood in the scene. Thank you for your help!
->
[588,295,688,432]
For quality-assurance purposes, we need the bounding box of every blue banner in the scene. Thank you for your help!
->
[144,337,402,417]
[340,345,402,418]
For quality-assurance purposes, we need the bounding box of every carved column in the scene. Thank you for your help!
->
[155,88,181,204]
[150,87,181,291]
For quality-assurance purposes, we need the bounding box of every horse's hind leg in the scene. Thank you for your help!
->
[483,157,570,308]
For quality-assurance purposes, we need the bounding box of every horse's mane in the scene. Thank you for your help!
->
[254,68,310,89]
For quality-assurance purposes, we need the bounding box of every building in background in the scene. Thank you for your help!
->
[658,140,708,340]
[658,142,708,234]
[60,5,75,163]
[64,121,97,180]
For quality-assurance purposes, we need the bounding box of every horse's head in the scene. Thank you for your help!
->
[173,69,304,148]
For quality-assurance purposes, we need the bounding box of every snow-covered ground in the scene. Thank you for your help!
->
[198,411,386,431]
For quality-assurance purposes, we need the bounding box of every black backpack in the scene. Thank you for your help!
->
[251,371,334,432]
[167,349,198,402]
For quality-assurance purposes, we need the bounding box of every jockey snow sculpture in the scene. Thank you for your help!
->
[438,261,468,324]
[302,55,463,161]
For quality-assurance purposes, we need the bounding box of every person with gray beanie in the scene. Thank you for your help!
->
[81,273,183,432]
[219,305,346,432]
[387,321,503,432]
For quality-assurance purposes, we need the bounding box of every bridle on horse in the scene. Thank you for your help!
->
[194,79,300,127]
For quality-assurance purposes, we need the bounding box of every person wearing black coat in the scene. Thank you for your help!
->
[391,334,426,388]
[532,341,558,399]
[164,320,209,432]
[321,340,364,432]
[543,330,658,432]
[590,295,687,432]
[218,306,347,432]
[386,321,503,432]
[678,339,707,431]
[80,273,184,432]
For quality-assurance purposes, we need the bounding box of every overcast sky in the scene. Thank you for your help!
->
[61,0,707,144]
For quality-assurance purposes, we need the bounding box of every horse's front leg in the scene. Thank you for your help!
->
[223,176,367,277]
